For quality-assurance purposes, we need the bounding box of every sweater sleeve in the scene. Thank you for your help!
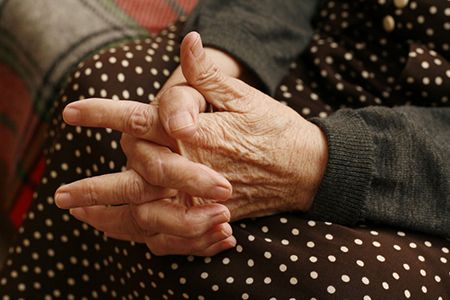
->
[184,0,318,96]
[308,106,450,237]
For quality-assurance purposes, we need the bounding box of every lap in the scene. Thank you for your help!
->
[1,21,449,300]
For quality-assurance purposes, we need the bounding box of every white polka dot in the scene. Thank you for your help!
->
[341,275,350,282]
[327,285,336,294]
[362,277,370,285]
[417,15,425,24]
[404,290,411,298]
[325,234,333,240]
[247,259,254,267]
[302,107,311,115]
[393,272,400,280]
[377,255,386,262]
[354,239,363,245]
[382,282,389,290]
[421,61,430,69]
[290,277,298,285]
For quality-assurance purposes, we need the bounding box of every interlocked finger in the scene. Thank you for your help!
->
[55,169,178,209]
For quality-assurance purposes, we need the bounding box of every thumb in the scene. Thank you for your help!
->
[180,32,252,112]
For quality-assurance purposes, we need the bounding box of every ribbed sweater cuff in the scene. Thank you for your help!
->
[307,110,374,226]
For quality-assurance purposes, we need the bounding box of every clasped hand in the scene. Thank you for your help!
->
[55,32,328,256]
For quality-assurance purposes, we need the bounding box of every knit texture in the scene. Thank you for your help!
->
[185,0,317,95]
[310,107,450,237]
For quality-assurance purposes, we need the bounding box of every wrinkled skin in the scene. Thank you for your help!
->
[55,32,328,256]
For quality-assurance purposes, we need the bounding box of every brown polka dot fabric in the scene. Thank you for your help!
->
[1,0,450,298]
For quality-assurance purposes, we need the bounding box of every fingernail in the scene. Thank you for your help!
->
[168,112,195,132]
[190,33,203,58]
[55,192,71,208]
[211,186,231,200]
[211,211,230,225]
[70,207,86,221]
[212,229,231,241]
[63,107,80,124]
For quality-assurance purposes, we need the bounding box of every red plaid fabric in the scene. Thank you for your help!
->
[3,0,199,229]
[114,0,199,34]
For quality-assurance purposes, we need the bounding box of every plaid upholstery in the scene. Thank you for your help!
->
[0,0,199,228]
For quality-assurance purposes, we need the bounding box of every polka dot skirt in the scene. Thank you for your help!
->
[1,0,450,299]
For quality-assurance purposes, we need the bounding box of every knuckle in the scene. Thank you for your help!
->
[121,176,144,204]
[134,205,152,231]
[143,155,166,187]
[83,180,100,206]
[189,239,207,254]
[194,63,222,88]
[119,214,145,236]
[146,242,166,256]
[124,105,153,137]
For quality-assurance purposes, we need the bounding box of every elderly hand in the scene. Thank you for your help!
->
[55,32,328,256]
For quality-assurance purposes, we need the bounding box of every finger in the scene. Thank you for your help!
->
[180,32,254,113]
[104,232,146,244]
[69,205,148,237]
[69,199,231,239]
[54,170,178,209]
[158,84,207,140]
[144,223,236,256]
[105,230,236,257]
[130,200,231,238]
[63,98,176,148]
[121,134,232,201]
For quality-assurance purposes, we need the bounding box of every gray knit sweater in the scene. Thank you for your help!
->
[185,0,450,237]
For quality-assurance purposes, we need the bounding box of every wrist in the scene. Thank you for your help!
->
[291,119,329,212]
[204,47,242,78]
